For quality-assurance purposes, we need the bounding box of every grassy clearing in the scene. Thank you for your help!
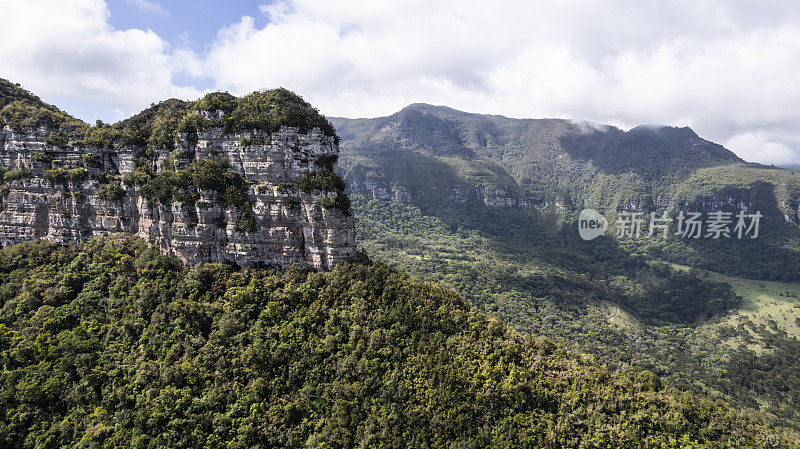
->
[665,261,800,347]
[710,271,800,341]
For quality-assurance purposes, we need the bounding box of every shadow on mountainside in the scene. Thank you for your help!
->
[630,181,800,282]
[355,187,742,326]
[556,125,741,179]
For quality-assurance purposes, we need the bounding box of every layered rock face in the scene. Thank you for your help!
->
[0,124,356,270]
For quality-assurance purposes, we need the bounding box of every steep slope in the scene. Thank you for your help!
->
[333,103,749,211]
[0,79,354,270]
[0,79,61,111]
[0,236,792,447]
[332,105,800,427]
[332,104,800,281]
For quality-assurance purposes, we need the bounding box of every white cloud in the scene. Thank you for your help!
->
[122,0,168,17]
[195,0,800,165]
[0,0,198,121]
[726,132,800,167]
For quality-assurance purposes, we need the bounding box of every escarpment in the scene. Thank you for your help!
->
[0,81,356,270]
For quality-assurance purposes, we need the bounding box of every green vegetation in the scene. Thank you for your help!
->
[0,100,83,133]
[110,99,192,150]
[1,79,337,151]
[333,105,800,428]
[296,170,346,193]
[221,89,337,142]
[45,133,67,147]
[0,79,45,109]
[275,182,295,194]
[233,208,257,233]
[334,105,800,282]
[5,78,800,443]
[127,157,250,210]
[320,193,351,215]
[3,168,32,182]
[42,167,88,184]
[0,79,345,224]
[348,192,800,428]
[284,198,299,210]
[81,152,101,168]
[28,151,50,164]
[0,80,86,140]
[314,153,339,170]
[96,181,126,201]
[0,236,793,447]
[612,164,800,281]
[239,136,266,147]
[292,169,350,214]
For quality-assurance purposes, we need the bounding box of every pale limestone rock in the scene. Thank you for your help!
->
[0,124,355,270]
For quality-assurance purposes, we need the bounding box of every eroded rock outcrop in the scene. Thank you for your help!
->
[0,90,356,270]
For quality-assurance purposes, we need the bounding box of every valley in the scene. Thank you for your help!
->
[335,105,800,428]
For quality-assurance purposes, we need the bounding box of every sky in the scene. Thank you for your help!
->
[1,0,800,167]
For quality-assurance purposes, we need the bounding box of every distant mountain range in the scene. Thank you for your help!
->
[333,104,800,281]
[333,103,799,217]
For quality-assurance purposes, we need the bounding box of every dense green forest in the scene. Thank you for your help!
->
[4,77,800,446]
[348,195,800,429]
[0,236,793,447]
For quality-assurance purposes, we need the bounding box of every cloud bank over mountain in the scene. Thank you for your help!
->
[2,0,800,165]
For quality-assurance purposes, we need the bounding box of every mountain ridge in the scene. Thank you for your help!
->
[331,103,791,218]
[332,103,742,164]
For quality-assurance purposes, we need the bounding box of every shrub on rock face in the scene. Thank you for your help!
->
[97,182,125,201]
[234,208,258,233]
[81,152,101,168]
[29,151,51,164]
[3,168,32,182]
[315,154,339,171]
[43,167,88,184]
[284,198,299,210]
[130,157,251,210]
[296,170,346,193]
[321,193,352,215]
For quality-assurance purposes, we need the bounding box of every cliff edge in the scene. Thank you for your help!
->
[0,80,355,270]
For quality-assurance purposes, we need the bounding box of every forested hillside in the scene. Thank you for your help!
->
[333,105,800,429]
[0,236,792,447]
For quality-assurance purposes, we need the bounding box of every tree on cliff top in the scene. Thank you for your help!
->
[0,78,338,147]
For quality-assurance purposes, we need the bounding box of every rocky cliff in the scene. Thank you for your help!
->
[0,81,356,270]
